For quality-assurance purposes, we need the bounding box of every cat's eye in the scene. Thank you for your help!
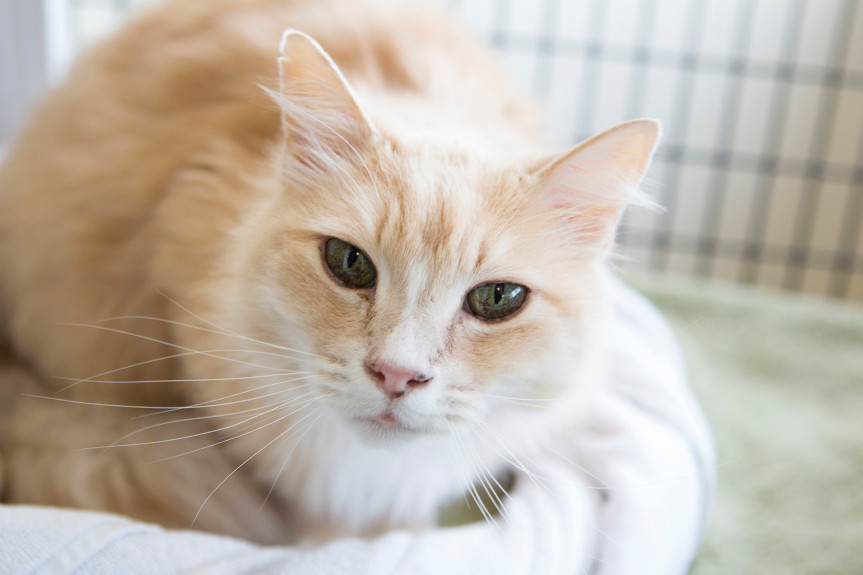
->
[466,282,527,320]
[324,238,377,288]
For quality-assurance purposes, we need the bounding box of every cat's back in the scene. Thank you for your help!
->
[0,0,527,233]
[5,0,525,160]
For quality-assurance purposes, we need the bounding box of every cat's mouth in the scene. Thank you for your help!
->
[354,411,421,435]
[372,412,401,427]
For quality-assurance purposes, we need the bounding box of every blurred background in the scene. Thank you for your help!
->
[2,0,862,302]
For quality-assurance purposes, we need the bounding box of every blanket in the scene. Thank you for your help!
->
[630,275,863,575]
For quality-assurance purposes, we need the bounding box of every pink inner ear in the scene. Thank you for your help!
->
[534,120,660,249]
[551,198,620,246]
[277,31,374,165]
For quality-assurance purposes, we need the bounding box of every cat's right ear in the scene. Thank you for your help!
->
[276,30,375,171]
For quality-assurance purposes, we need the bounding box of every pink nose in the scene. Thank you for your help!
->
[366,361,431,399]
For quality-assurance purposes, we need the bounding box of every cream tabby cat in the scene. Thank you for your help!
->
[0,0,660,544]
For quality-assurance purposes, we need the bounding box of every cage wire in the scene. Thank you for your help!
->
[64,0,863,302]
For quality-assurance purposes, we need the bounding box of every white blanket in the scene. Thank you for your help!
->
[0,282,714,574]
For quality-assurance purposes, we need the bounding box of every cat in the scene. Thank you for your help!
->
[0,0,660,545]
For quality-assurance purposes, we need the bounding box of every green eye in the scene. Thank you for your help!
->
[324,238,377,288]
[466,282,527,320]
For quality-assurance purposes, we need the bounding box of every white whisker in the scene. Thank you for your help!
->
[89,392,320,450]
[55,370,311,385]
[86,399,300,450]
[447,427,501,533]
[475,420,551,495]
[464,438,511,522]
[191,401,325,526]
[59,323,288,373]
[23,394,182,411]
[139,375,320,418]
[261,409,328,508]
[101,392,320,448]
[157,397,322,465]
[157,292,331,360]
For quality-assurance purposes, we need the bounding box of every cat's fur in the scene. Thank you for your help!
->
[0,0,659,543]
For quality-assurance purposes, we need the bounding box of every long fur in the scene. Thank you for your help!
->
[0,0,658,543]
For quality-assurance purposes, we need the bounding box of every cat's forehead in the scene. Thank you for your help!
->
[368,145,528,280]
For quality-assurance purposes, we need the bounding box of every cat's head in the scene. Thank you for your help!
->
[214,31,659,445]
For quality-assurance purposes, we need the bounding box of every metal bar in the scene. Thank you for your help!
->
[828,124,863,298]
[650,147,857,184]
[617,0,659,250]
[649,0,708,271]
[490,0,512,50]
[623,231,863,276]
[486,35,863,91]
[625,0,657,119]
[694,0,757,277]
[573,0,608,141]
[782,0,859,290]
[531,0,561,100]
[738,0,807,285]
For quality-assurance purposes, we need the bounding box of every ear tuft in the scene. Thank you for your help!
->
[275,30,375,172]
[535,119,661,252]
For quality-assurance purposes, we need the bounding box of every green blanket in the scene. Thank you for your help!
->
[630,275,863,575]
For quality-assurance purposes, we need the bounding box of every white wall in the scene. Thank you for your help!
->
[0,0,48,149]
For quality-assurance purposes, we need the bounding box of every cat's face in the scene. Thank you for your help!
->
[208,32,659,445]
[239,145,598,443]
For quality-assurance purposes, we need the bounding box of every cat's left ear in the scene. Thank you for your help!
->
[277,30,375,170]
[534,119,660,251]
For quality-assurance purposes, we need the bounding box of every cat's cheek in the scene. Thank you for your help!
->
[456,320,552,385]
[253,236,371,331]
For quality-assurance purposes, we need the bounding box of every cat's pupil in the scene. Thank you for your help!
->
[346,249,359,269]
[494,283,503,305]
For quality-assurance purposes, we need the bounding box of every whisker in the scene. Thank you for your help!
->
[59,323,289,373]
[156,293,332,361]
[486,394,555,403]
[138,375,320,419]
[536,441,610,490]
[86,399,299,450]
[475,420,551,495]
[447,427,500,533]
[23,394,183,411]
[190,402,324,526]
[486,394,554,410]
[55,370,312,385]
[54,349,212,393]
[442,429,476,512]
[100,392,320,448]
[261,409,328,508]
[88,392,320,450]
[464,438,511,522]
[157,397,322,465]
[90,316,318,365]
[25,377,318,415]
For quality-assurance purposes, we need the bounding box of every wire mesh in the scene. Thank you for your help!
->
[64,0,863,302]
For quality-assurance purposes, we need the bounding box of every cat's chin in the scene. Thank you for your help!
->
[347,413,440,447]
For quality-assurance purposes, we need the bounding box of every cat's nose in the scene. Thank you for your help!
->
[365,360,431,399]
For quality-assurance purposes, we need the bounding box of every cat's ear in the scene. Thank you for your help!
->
[534,119,660,251]
[277,30,375,170]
